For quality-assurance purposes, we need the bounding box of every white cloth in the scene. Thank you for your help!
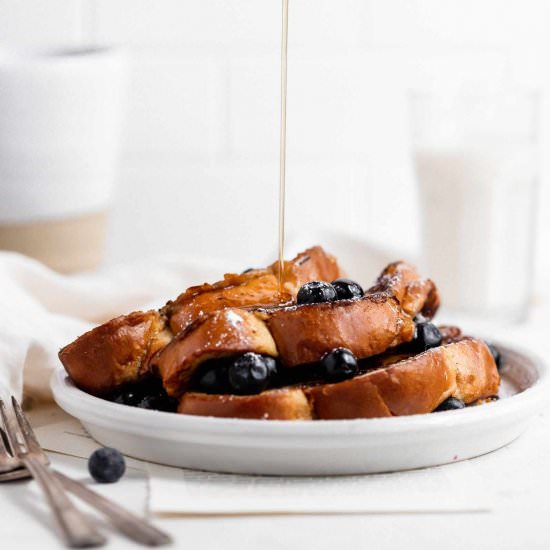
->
[0,251,227,401]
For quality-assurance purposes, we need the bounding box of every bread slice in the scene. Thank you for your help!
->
[178,338,500,420]
[178,388,312,420]
[307,337,499,419]
[58,311,171,395]
[155,261,439,395]
[163,246,341,334]
[59,246,341,395]
[159,309,278,396]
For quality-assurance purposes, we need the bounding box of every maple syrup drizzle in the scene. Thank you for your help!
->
[278,0,289,298]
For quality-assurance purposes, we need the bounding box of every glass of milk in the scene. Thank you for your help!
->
[410,91,539,322]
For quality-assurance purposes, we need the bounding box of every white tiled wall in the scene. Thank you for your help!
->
[1,0,549,295]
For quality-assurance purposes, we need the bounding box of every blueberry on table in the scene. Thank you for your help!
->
[331,278,364,300]
[88,448,126,483]
[413,322,442,352]
[434,397,466,412]
[485,342,502,371]
[321,348,359,382]
[227,353,273,395]
[296,281,337,305]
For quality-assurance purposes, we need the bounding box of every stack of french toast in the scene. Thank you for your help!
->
[59,246,501,420]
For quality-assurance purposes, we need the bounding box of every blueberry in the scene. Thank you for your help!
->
[412,322,442,352]
[137,395,178,412]
[264,356,278,377]
[486,342,502,371]
[88,447,126,483]
[227,353,272,395]
[321,348,359,381]
[112,390,141,407]
[296,281,337,305]
[195,365,229,394]
[145,377,166,394]
[331,278,364,300]
[109,378,177,412]
[434,397,466,412]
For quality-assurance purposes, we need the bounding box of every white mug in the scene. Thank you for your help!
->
[0,46,127,272]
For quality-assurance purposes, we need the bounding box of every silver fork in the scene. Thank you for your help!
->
[0,426,22,473]
[0,397,172,547]
[0,396,106,547]
[0,426,30,480]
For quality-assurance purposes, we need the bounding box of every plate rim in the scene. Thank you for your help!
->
[51,341,550,439]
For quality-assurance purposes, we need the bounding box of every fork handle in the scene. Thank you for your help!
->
[54,470,172,546]
[23,457,106,548]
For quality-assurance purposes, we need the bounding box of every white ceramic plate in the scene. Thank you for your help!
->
[51,343,549,475]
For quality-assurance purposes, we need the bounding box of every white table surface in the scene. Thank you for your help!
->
[1,409,549,550]
[2,307,550,550]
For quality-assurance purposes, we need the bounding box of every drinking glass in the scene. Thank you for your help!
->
[410,91,540,322]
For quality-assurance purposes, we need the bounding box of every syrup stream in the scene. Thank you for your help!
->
[278,0,289,297]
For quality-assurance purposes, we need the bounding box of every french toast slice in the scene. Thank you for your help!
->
[262,261,438,367]
[179,388,312,420]
[164,246,341,334]
[157,309,278,395]
[59,246,341,395]
[58,311,172,396]
[155,260,439,396]
[177,338,500,420]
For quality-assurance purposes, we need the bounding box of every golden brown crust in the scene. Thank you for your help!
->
[58,246,340,396]
[365,260,440,319]
[157,309,277,396]
[178,388,312,420]
[448,339,500,403]
[262,260,436,368]
[307,338,499,419]
[156,261,438,395]
[272,246,342,288]
[307,378,392,419]
[438,325,463,344]
[58,311,171,395]
[178,338,500,420]
[165,246,342,334]
[265,296,414,368]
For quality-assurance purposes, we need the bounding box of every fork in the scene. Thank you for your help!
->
[0,426,22,473]
[0,396,106,547]
[0,396,172,547]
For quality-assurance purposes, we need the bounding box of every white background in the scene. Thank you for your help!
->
[1,0,549,295]
[2,5,550,548]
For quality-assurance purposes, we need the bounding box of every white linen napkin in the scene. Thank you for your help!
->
[0,250,226,402]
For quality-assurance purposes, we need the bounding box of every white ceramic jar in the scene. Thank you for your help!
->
[0,46,127,272]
